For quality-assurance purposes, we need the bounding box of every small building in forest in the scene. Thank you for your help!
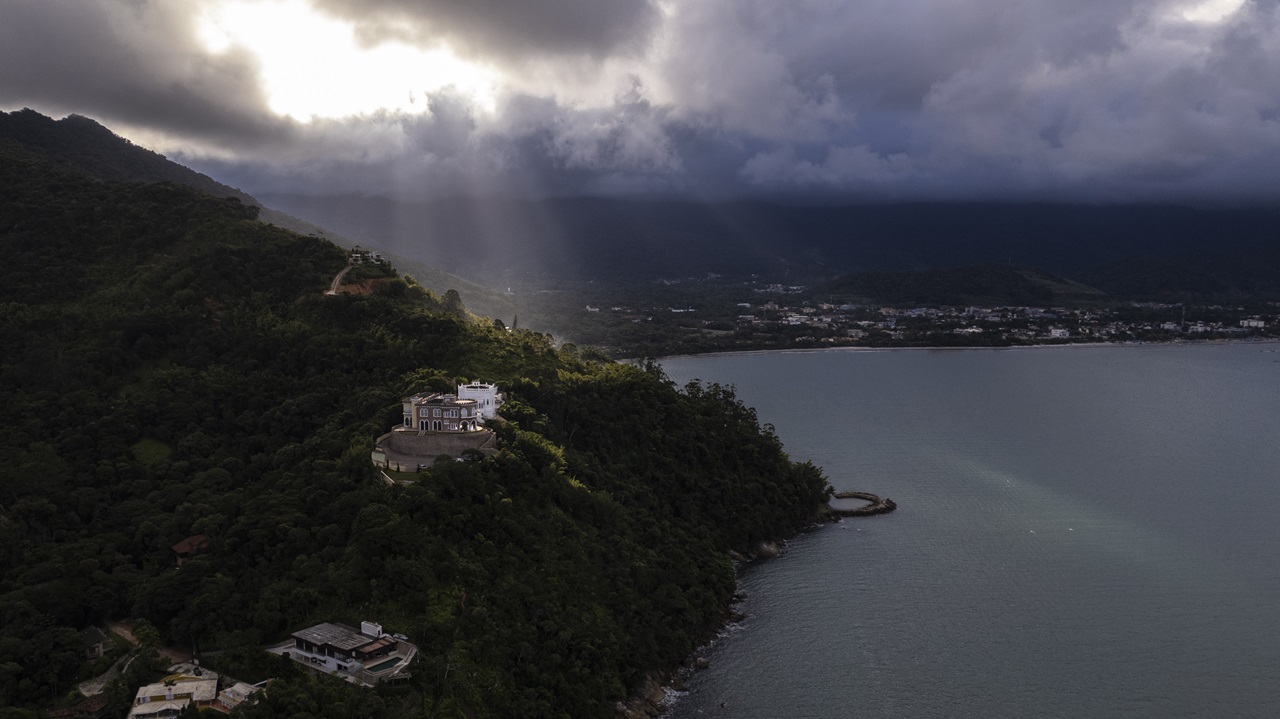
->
[171,535,210,567]
[270,620,416,686]
[81,626,107,660]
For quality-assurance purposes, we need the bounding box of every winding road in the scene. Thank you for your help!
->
[325,261,354,295]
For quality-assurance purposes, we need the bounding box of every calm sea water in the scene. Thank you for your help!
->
[661,344,1280,719]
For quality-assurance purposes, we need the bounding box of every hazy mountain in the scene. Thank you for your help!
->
[1078,241,1280,301]
[10,107,1277,303]
[0,108,259,205]
[811,265,1109,307]
[263,192,1280,286]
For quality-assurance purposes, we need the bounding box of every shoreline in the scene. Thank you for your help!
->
[649,337,1280,362]
[613,538,789,719]
[619,500,894,719]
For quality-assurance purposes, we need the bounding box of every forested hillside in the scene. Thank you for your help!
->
[0,108,522,323]
[0,109,258,206]
[809,265,1108,307]
[0,142,830,718]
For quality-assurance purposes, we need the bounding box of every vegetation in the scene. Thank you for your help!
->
[0,142,830,718]
[809,265,1108,307]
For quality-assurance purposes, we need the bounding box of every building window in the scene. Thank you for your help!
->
[419,408,428,417]
[403,417,410,427]
[433,409,441,417]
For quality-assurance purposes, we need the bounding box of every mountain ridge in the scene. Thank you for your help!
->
[0,108,516,318]
[262,191,1280,292]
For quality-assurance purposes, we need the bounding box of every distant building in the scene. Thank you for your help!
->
[349,247,384,265]
[81,626,107,660]
[1048,328,1070,339]
[171,535,210,567]
[1241,319,1266,328]
[271,621,417,686]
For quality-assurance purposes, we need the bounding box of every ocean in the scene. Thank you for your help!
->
[660,344,1280,719]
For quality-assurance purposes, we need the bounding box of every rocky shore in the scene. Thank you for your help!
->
[614,494,897,718]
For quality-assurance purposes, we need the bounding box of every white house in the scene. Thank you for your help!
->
[456,382,502,420]
[1048,328,1070,339]
[128,676,218,719]
[215,682,264,713]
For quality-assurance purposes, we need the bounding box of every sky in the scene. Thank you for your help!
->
[2,0,1279,204]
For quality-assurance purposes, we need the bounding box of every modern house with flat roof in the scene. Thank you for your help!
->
[269,620,416,686]
[213,681,265,713]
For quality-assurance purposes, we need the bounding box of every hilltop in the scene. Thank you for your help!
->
[0,108,516,321]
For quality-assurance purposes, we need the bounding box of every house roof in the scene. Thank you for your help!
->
[359,636,396,654]
[403,392,476,407]
[171,535,210,554]
[217,682,261,707]
[81,626,107,647]
[292,622,375,652]
[133,676,218,704]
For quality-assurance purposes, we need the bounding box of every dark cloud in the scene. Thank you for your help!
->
[311,0,661,61]
[5,0,1280,204]
[187,88,687,200]
[0,0,290,147]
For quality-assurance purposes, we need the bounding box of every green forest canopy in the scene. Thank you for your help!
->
[0,141,831,718]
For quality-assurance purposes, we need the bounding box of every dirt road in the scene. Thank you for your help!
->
[326,261,354,295]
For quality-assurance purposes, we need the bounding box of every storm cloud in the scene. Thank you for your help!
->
[0,0,291,147]
[310,0,662,61]
[2,0,1279,203]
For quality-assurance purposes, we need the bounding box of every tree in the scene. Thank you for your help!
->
[442,289,465,317]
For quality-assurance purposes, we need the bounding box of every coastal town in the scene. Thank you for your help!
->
[719,299,1277,347]
[524,278,1280,356]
